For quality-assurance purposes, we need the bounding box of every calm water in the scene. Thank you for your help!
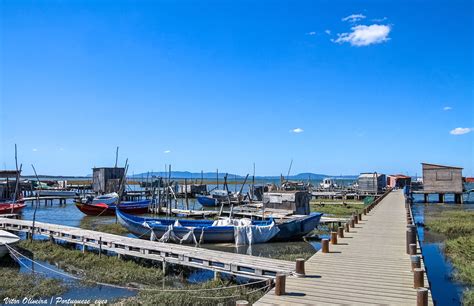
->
[411,193,473,306]
[6,194,322,302]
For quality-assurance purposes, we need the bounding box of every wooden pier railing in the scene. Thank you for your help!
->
[0,217,295,280]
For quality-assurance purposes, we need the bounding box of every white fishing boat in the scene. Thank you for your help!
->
[80,192,119,205]
[0,230,20,258]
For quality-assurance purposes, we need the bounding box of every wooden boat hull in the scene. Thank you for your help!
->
[117,209,323,243]
[272,213,323,241]
[197,196,218,207]
[75,200,151,216]
[0,203,26,215]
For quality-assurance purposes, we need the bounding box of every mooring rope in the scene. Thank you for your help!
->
[6,244,269,295]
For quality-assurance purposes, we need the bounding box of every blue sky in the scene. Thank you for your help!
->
[1,0,473,176]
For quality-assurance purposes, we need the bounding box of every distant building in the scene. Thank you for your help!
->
[387,174,411,189]
[421,163,463,194]
[0,170,21,201]
[263,191,311,215]
[92,167,125,194]
[357,173,386,194]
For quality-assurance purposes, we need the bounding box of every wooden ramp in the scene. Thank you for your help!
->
[0,218,295,280]
[256,190,434,305]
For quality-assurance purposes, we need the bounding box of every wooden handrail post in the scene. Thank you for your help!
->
[414,268,424,288]
[409,243,417,255]
[321,239,329,253]
[275,273,286,296]
[417,288,428,306]
[338,226,344,238]
[295,258,305,277]
[411,255,421,271]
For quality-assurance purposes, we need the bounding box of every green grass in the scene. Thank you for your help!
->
[0,268,66,300]
[119,279,267,305]
[80,217,129,236]
[425,210,474,305]
[18,240,164,286]
[266,244,315,261]
[310,201,365,217]
[425,210,474,238]
[17,240,267,305]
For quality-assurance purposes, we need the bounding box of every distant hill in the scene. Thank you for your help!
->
[131,171,357,180]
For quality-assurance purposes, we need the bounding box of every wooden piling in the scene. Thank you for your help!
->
[354,214,358,224]
[275,273,286,296]
[350,218,355,228]
[417,288,428,306]
[414,268,424,288]
[345,222,350,232]
[321,239,329,253]
[330,232,338,245]
[337,226,344,238]
[236,301,249,306]
[409,243,417,255]
[358,213,362,221]
[406,225,416,254]
[295,258,305,277]
[411,255,421,271]
[99,237,102,258]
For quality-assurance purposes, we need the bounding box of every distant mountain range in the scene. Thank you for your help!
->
[130,171,357,180]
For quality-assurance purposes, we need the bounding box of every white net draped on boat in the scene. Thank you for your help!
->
[212,218,280,245]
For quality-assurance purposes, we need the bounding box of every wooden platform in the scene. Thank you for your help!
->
[256,190,434,305]
[0,217,295,279]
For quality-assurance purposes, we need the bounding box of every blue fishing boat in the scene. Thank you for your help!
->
[117,208,323,244]
[197,189,242,207]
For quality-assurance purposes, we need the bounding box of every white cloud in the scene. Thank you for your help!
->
[450,127,472,135]
[32,148,38,152]
[443,106,452,111]
[290,128,304,133]
[163,150,171,153]
[307,31,316,36]
[325,29,331,35]
[333,24,391,46]
[342,14,366,23]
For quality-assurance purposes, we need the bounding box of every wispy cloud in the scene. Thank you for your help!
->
[307,31,316,36]
[333,24,391,46]
[372,17,388,22]
[450,127,472,135]
[290,128,304,133]
[32,148,38,152]
[163,150,171,153]
[325,29,331,35]
[443,106,452,111]
[342,14,366,23]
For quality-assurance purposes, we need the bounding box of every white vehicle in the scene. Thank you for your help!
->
[320,178,337,189]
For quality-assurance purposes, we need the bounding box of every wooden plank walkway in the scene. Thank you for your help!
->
[256,190,434,305]
[0,217,295,279]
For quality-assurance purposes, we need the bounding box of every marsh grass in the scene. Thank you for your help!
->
[118,279,267,305]
[0,267,66,300]
[425,209,474,305]
[80,218,129,236]
[17,240,267,305]
[18,240,163,286]
[310,202,365,217]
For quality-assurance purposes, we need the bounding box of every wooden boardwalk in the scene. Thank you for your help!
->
[0,217,295,279]
[256,190,434,305]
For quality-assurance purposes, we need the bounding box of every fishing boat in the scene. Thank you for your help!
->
[117,208,323,244]
[79,192,119,205]
[0,230,20,258]
[0,202,26,214]
[75,199,151,216]
[197,190,244,207]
